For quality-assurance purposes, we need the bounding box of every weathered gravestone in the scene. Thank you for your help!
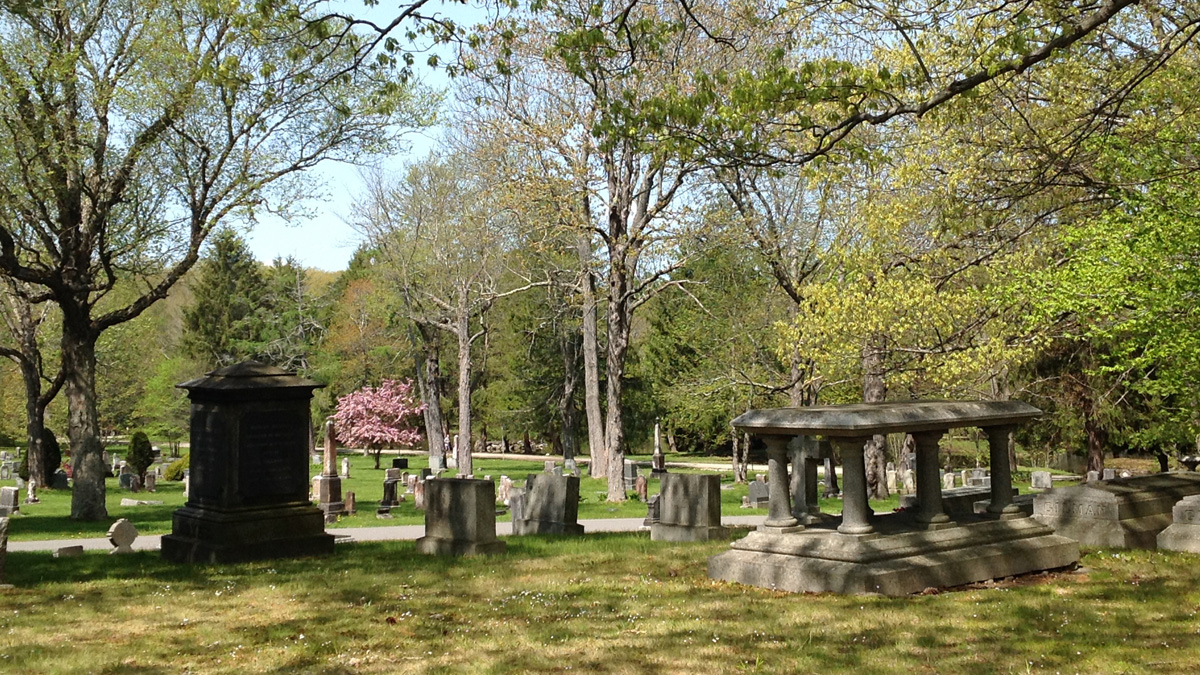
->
[564,458,579,477]
[623,462,639,491]
[0,517,9,588]
[416,478,506,555]
[511,474,584,536]
[643,494,660,527]
[379,477,401,510]
[392,457,409,470]
[747,479,770,509]
[23,479,36,504]
[313,419,344,521]
[107,519,138,554]
[1102,468,1116,481]
[340,457,351,479]
[413,480,426,510]
[651,473,728,542]
[344,491,357,515]
[1031,471,1053,490]
[942,472,956,490]
[0,487,19,517]
[634,475,649,502]
[0,463,10,480]
[1034,472,1200,548]
[1157,495,1200,553]
[49,469,68,490]
[144,474,157,493]
[161,362,334,563]
[543,460,556,474]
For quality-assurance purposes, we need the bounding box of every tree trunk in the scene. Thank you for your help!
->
[731,427,749,483]
[861,338,889,500]
[455,311,473,477]
[62,319,107,520]
[578,234,606,478]
[1084,410,1107,479]
[604,260,633,501]
[414,330,447,469]
[559,312,581,462]
[18,358,47,486]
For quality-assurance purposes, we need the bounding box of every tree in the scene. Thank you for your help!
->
[182,230,270,367]
[0,0,427,519]
[331,379,426,470]
[0,278,63,486]
[126,431,155,483]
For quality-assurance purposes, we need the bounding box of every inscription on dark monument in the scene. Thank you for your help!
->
[239,412,307,501]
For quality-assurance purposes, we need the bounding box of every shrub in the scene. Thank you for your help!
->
[127,431,155,480]
[162,453,190,481]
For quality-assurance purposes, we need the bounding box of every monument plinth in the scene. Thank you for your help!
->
[708,401,1078,596]
[162,362,334,563]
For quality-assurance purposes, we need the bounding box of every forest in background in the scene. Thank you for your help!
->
[1,0,1198,513]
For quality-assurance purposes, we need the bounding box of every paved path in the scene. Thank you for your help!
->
[7,515,769,554]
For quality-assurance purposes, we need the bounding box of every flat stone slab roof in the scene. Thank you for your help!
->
[731,400,1041,437]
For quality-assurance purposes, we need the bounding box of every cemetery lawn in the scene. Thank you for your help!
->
[4,535,1199,674]
[2,451,1062,541]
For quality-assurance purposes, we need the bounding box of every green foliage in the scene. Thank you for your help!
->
[182,230,271,367]
[127,431,155,480]
[162,453,190,482]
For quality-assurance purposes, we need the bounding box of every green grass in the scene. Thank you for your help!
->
[2,535,1198,673]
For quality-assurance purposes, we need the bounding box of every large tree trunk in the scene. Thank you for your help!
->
[862,338,889,500]
[559,327,581,462]
[414,326,446,469]
[62,318,107,520]
[577,234,606,478]
[19,359,48,486]
[455,311,473,477]
[604,253,633,502]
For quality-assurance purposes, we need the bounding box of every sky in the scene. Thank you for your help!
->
[245,2,483,272]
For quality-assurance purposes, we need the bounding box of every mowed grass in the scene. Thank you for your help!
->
[2,534,1199,673]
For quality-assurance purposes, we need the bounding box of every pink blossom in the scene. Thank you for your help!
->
[331,379,426,449]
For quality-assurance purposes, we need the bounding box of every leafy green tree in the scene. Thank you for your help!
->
[126,431,155,482]
[182,230,270,367]
[0,0,427,520]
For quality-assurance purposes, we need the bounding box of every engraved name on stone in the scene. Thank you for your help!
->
[1036,500,1119,520]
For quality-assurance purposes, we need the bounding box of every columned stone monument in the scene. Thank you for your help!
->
[708,401,1078,596]
[162,362,334,563]
[313,419,345,522]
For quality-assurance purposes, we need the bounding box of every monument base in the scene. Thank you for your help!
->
[651,522,730,542]
[512,519,585,536]
[162,503,334,564]
[1158,523,1200,553]
[708,513,1078,596]
[415,536,507,556]
[1033,472,1200,549]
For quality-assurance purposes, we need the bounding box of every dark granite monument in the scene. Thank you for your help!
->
[161,362,334,563]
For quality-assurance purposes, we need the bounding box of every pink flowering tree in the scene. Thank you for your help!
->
[332,379,426,469]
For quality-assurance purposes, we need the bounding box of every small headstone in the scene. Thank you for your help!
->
[972,468,987,480]
[385,468,402,480]
[341,457,351,479]
[0,517,8,587]
[0,463,10,480]
[392,458,409,469]
[0,487,18,517]
[183,473,189,499]
[50,470,69,490]
[886,469,898,493]
[942,472,956,490]
[755,474,766,483]
[623,462,639,491]
[415,478,506,555]
[344,491,357,515]
[380,478,400,508]
[312,453,322,466]
[54,545,84,558]
[747,480,770,508]
[144,474,157,493]
[544,461,556,474]
[120,498,164,507]
[564,458,579,477]
[406,475,417,493]
[419,468,433,481]
[414,480,427,510]
[960,470,971,487]
[107,519,138,554]
[1086,470,1100,483]
[118,473,134,490]
[901,469,916,495]
[130,475,142,493]
[1031,471,1053,490]
[643,494,660,527]
[1102,468,1116,481]
[634,475,649,502]
[886,462,896,473]
[498,476,512,505]
[1120,470,1133,478]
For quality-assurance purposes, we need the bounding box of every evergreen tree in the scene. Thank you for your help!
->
[182,230,268,367]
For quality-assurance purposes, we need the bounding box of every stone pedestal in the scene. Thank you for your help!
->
[651,473,728,542]
[416,479,506,555]
[1034,472,1200,549]
[1157,495,1200,553]
[161,362,334,564]
[512,474,584,536]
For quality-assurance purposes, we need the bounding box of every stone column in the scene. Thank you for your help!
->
[912,430,951,527]
[322,419,338,477]
[833,436,874,535]
[985,425,1023,518]
[788,436,821,523]
[760,436,803,533]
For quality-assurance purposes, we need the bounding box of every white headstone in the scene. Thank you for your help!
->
[340,457,350,479]
[107,518,138,554]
